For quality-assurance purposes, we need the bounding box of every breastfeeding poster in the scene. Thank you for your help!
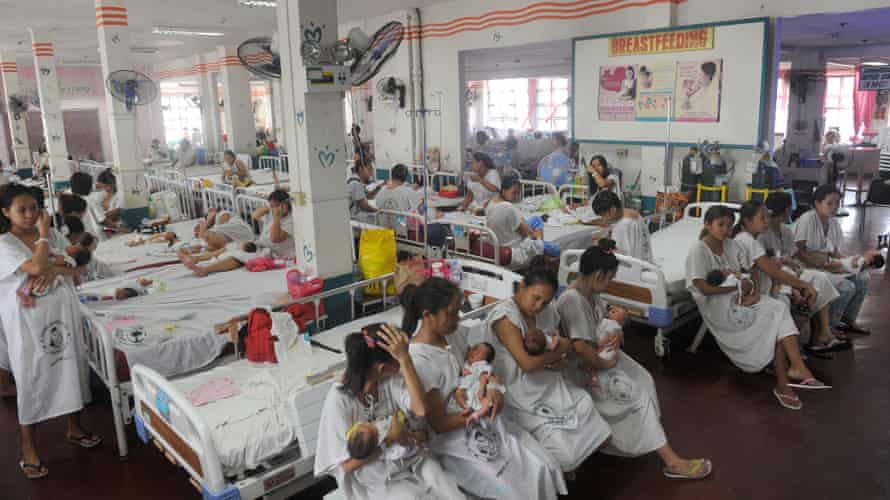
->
[598,65,636,121]
[634,63,675,121]
[674,59,723,122]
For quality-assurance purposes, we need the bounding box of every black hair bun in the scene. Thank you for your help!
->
[597,238,617,253]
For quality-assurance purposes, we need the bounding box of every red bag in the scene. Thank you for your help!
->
[286,269,324,299]
[244,308,276,363]
[245,256,288,272]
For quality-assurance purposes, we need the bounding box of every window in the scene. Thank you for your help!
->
[162,94,204,147]
[485,78,530,131]
[824,75,855,143]
[774,65,790,139]
[535,77,569,132]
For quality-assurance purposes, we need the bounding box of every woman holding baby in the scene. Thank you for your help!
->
[403,278,567,499]
[557,239,711,480]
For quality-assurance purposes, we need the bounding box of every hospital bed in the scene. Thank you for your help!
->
[558,202,740,357]
[130,261,521,499]
[80,263,296,458]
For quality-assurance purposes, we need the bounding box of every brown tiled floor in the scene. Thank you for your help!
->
[1,202,888,500]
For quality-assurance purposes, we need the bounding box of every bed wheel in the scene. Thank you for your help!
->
[654,333,669,357]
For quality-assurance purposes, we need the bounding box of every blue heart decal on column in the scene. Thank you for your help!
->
[303,26,322,44]
[296,111,305,126]
[302,243,315,263]
[318,150,335,168]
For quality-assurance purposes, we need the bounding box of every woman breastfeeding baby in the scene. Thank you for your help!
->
[404,278,567,499]
[315,323,466,499]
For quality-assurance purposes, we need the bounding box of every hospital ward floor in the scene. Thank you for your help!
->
[1,203,888,500]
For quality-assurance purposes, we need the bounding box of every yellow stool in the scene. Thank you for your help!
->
[696,183,727,204]
[745,186,782,201]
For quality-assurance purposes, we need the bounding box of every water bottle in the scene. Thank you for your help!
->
[449,259,462,284]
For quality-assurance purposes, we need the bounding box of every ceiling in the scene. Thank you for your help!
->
[0,0,449,65]
[781,7,890,49]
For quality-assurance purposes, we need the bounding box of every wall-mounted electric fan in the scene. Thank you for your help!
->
[377,76,406,108]
[106,70,158,111]
[349,22,404,86]
[238,36,280,79]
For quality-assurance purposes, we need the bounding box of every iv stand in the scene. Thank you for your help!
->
[406,106,441,261]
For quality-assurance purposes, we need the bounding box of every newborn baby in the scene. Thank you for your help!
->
[836,251,885,274]
[595,305,628,362]
[706,269,755,300]
[18,246,92,307]
[347,410,419,463]
[523,328,559,356]
[456,342,497,422]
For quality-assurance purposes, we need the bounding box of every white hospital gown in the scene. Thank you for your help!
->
[739,230,838,313]
[685,239,799,373]
[210,211,255,243]
[0,322,7,372]
[315,379,465,500]
[610,215,652,263]
[375,184,420,229]
[257,213,295,258]
[485,200,544,269]
[0,232,89,425]
[557,289,667,457]
[408,342,566,499]
[793,209,868,287]
[485,300,610,471]
[467,170,501,210]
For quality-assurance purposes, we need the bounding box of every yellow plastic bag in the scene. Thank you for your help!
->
[358,229,397,297]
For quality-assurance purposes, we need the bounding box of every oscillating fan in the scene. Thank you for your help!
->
[7,94,29,120]
[350,21,404,86]
[106,70,158,111]
[377,77,406,108]
[238,37,280,79]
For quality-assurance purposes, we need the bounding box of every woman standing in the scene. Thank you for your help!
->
[403,278,567,499]
[314,323,465,499]
[486,266,610,475]
[686,205,828,411]
[732,200,843,352]
[557,240,711,479]
[459,152,501,214]
[0,184,100,479]
[793,185,871,335]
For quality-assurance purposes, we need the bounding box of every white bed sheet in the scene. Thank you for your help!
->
[94,219,200,274]
[81,264,293,378]
[169,307,404,474]
[437,209,606,252]
[190,168,281,187]
[648,217,702,297]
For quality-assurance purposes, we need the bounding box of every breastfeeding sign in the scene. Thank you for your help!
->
[858,66,890,91]
[609,27,714,57]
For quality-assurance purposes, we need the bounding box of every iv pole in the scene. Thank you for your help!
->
[406,104,441,261]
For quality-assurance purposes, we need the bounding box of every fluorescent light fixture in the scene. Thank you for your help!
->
[178,82,199,87]
[152,26,225,38]
[238,0,277,7]
[862,61,889,66]
[130,46,159,54]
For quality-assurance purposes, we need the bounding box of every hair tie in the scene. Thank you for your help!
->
[603,247,615,255]
[362,329,376,348]
[346,422,361,441]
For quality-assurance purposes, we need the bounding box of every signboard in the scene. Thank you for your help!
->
[859,66,890,91]
[609,27,714,57]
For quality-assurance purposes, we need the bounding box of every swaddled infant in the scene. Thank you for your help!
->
[836,251,885,274]
[596,305,628,362]
[706,269,755,300]
[455,342,498,422]
[17,246,92,307]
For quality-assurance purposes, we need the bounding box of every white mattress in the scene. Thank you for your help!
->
[648,218,702,297]
[94,219,199,274]
[189,168,281,187]
[170,307,404,474]
[81,264,293,378]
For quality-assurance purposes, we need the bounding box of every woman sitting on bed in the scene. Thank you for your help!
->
[252,190,295,259]
[485,172,560,269]
[685,205,829,411]
[589,190,652,262]
[315,323,467,500]
[220,150,253,188]
[403,278,567,499]
[557,240,711,480]
[732,200,845,353]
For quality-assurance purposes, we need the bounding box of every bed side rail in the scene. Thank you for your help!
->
[202,188,236,214]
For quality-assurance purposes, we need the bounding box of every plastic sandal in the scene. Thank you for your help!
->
[663,458,713,480]
[19,461,48,480]
[787,378,832,390]
[773,389,802,410]
[66,433,102,449]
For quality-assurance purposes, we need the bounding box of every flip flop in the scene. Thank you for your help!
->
[787,378,832,390]
[807,338,851,354]
[66,433,102,449]
[663,458,713,480]
[839,323,871,336]
[773,389,802,410]
[19,461,48,480]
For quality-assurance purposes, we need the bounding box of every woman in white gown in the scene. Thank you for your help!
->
[0,323,13,397]
[486,266,610,475]
[402,278,567,499]
[589,190,652,262]
[314,323,465,500]
[685,205,829,411]
[732,200,844,352]
[0,184,100,479]
[460,152,501,214]
[485,173,552,269]
[557,240,711,480]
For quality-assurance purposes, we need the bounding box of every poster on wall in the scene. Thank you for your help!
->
[634,63,676,121]
[598,65,636,121]
[674,59,723,123]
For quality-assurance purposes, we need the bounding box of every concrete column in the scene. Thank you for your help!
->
[29,30,71,189]
[271,79,285,147]
[197,54,221,154]
[785,49,827,158]
[217,46,255,155]
[277,0,353,280]
[0,53,32,169]
[95,0,149,226]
